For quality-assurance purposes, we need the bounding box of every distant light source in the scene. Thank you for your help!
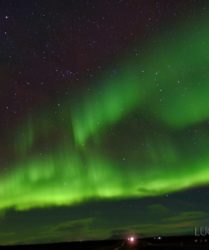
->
[127,236,136,245]
[130,236,134,242]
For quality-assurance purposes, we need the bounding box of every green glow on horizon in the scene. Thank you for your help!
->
[1,16,209,212]
[1,145,209,211]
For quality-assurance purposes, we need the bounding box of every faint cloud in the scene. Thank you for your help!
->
[148,204,169,214]
[164,211,208,223]
[42,217,94,242]
[49,217,93,234]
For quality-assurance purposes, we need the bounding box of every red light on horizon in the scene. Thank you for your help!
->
[127,235,136,245]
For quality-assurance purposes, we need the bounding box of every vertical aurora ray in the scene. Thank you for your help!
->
[1,128,209,211]
[71,69,143,146]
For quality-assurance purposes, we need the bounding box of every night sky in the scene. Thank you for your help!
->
[1,0,209,245]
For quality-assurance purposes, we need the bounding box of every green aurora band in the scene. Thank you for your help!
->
[1,17,209,211]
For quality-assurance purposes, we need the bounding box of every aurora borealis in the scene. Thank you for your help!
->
[1,0,209,245]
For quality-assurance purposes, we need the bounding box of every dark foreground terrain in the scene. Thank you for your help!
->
[0,236,209,250]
